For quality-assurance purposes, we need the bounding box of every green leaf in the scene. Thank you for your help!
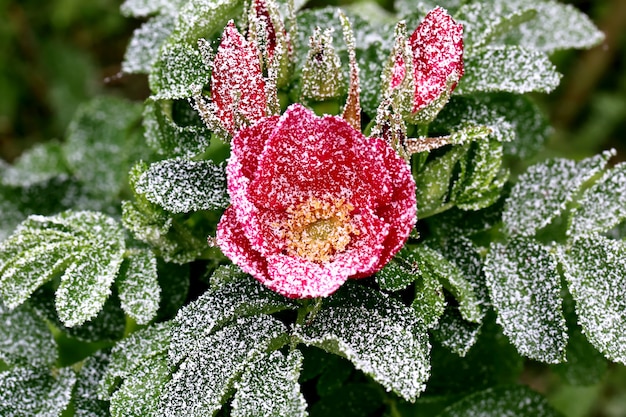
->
[231,350,307,417]
[499,0,604,53]
[436,385,562,417]
[160,315,288,416]
[456,2,537,54]
[376,248,419,292]
[143,99,212,158]
[116,249,160,325]
[0,300,57,367]
[155,260,190,321]
[1,141,69,187]
[568,162,626,237]
[502,151,613,237]
[432,307,481,358]
[169,276,296,366]
[122,14,177,74]
[560,235,626,365]
[484,238,567,363]
[100,323,172,417]
[73,351,110,417]
[120,0,186,18]
[457,46,560,95]
[170,0,244,44]
[412,268,446,330]
[0,366,76,417]
[149,42,211,100]
[414,244,483,324]
[296,284,430,402]
[64,97,146,198]
[135,158,229,213]
[0,210,126,327]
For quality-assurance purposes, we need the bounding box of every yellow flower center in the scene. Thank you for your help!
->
[279,197,358,263]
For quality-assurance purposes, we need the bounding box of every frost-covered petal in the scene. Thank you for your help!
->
[211,22,267,135]
[410,7,464,113]
[248,104,393,210]
[216,206,269,281]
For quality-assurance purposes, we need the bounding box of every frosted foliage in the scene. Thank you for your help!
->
[0,367,76,417]
[569,163,626,237]
[561,236,626,364]
[376,258,418,292]
[503,151,612,236]
[65,97,144,197]
[122,14,176,74]
[74,351,110,417]
[457,46,560,95]
[0,211,126,327]
[412,270,445,329]
[2,141,67,187]
[143,99,211,158]
[135,158,229,213]
[117,249,160,325]
[171,0,243,43]
[432,308,481,357]
[149,43,211,100]
[169,277,295,366]
[120,0,187,17]
[101,322,171,396]
[297,285,430,401]
[415,146,465,215]
[231,350,307,417]
[160,315,287,416]
[437,385,561,417]
[484,239,567,363]
[0,301,57,367]
[506,1,604,53]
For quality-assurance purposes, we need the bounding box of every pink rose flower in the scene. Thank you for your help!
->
[216,104,417,298]
[393,7,464,115]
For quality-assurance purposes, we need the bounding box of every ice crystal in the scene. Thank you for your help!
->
[561,235,626,365]
[73,351,110,417]
[485,238,567,363]
[135,158,229,213]
[116,249,160,325]
[503,151,613,237]
[149,43,211,100]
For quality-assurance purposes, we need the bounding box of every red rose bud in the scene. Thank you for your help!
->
[391,7,464,123]
[211,22,267,135]
[216,104,416,298]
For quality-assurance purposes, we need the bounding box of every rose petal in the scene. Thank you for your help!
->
[211,22,267,135]
[216,206,269,281]
[410,7,464,113]
[248,104,393,210]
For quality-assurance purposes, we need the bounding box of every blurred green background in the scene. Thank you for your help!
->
[0,0,625,416]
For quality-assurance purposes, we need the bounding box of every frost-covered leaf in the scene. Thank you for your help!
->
[560,235,626,365]
[73,351,111,417]
[64,97,146,197]
[432,307,481,357]
[376,248,419,292]
[170,0,244,44]
[437,385,561,417]
[231,350,307,417]
[0,366,76,417]
[120,0,186,18]
[1,141,69,187]
[143,99,212,158]
[0,300,57,367]
[135,158,229,213]
[484,238,567,363]
[149,43,211,100]
[161,315,288,416]
[414,244,483,324]
[502,151,613,237]
[156,260,189,321]
[101,322,172,417]
[116,249,160,325]
[0,210,126,327]
[457,45,560,95]
[122,14,177,74]
[456,2,536,54]
[498,0,604,53]
[296,284,430,401]
[568,162,626,237]
[415,146,466,216]
[169,276,296,366]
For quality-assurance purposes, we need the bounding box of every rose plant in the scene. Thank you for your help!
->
[0,0,623,416]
